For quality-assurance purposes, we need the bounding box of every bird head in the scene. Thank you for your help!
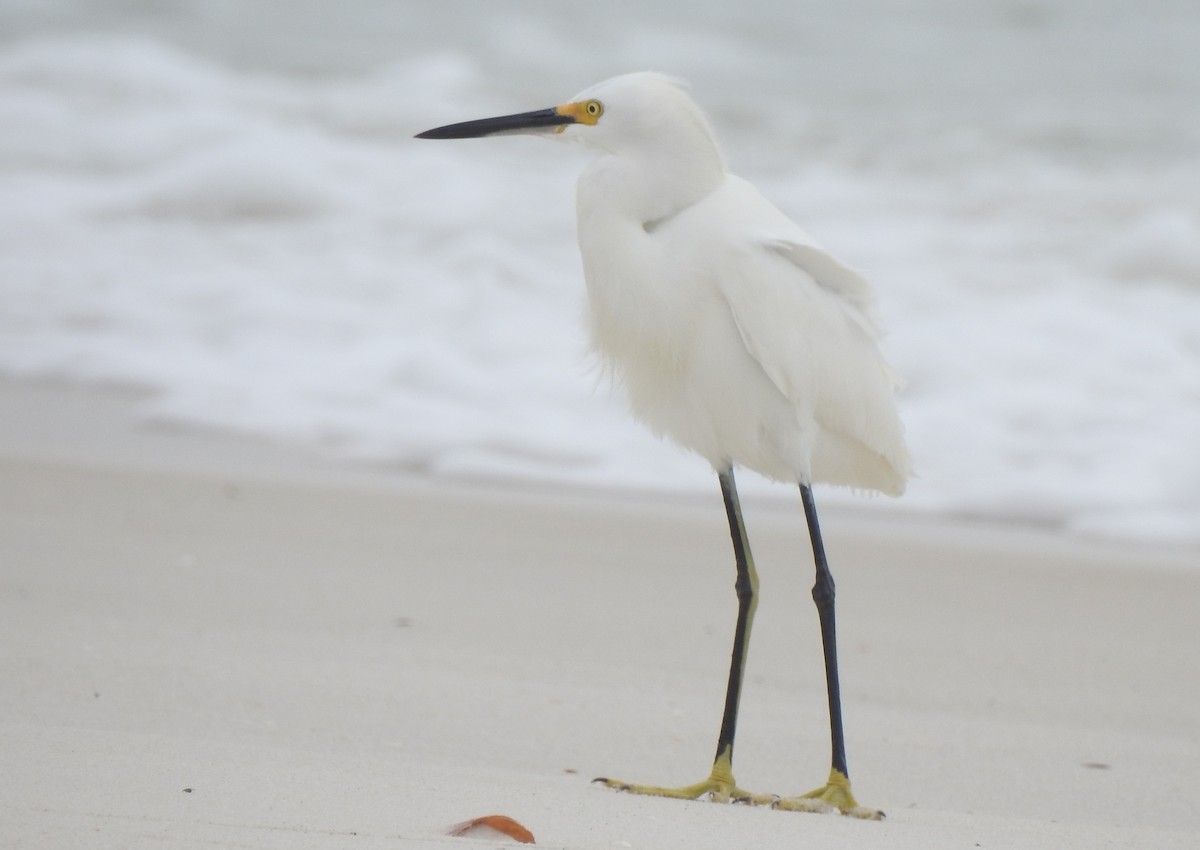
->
[417,73,728,222]
[416,72,723,163]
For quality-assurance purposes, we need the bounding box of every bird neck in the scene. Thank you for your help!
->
[579,144,725,228]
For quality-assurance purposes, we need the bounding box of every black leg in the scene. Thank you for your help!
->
[799,484,848,779]
[775,485,880,816]
[593,467,764,802]
[712,467,760,769]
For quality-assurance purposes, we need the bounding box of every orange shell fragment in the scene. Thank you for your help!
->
[448,814,536,844]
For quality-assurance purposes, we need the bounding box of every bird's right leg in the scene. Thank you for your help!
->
[595,468,772,804]
[774,484,883,819]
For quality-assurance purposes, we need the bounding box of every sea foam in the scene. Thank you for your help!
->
[1,31,1197,543]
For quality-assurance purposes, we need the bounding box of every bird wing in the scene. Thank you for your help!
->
[715,230,910,492]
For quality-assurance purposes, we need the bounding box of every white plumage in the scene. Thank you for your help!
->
[568,72,909,495]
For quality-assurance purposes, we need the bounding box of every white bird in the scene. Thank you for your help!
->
[417,72,909,819]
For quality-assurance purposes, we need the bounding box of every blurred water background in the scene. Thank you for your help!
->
[1,1,1198,542]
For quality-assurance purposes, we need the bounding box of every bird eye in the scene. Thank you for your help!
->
[585,100,603,117]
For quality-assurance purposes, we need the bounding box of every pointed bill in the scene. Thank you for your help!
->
[415,106,576,139]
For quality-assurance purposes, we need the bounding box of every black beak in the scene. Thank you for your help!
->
[415,107,575,140]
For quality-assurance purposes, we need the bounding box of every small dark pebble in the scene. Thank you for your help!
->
[183,788,193,793]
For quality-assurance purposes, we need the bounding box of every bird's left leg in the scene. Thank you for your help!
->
[595,468,772,805]
[775,484,883,819]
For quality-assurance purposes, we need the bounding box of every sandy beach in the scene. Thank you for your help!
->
[2,379,1198,849]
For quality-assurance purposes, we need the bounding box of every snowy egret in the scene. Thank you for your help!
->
[417,72,909,819]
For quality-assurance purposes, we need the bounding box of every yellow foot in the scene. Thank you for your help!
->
[774,769,884,819]
[594,752,776,806]
[593,773,775,805]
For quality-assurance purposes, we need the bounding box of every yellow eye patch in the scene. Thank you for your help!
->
[554,99,604,132]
